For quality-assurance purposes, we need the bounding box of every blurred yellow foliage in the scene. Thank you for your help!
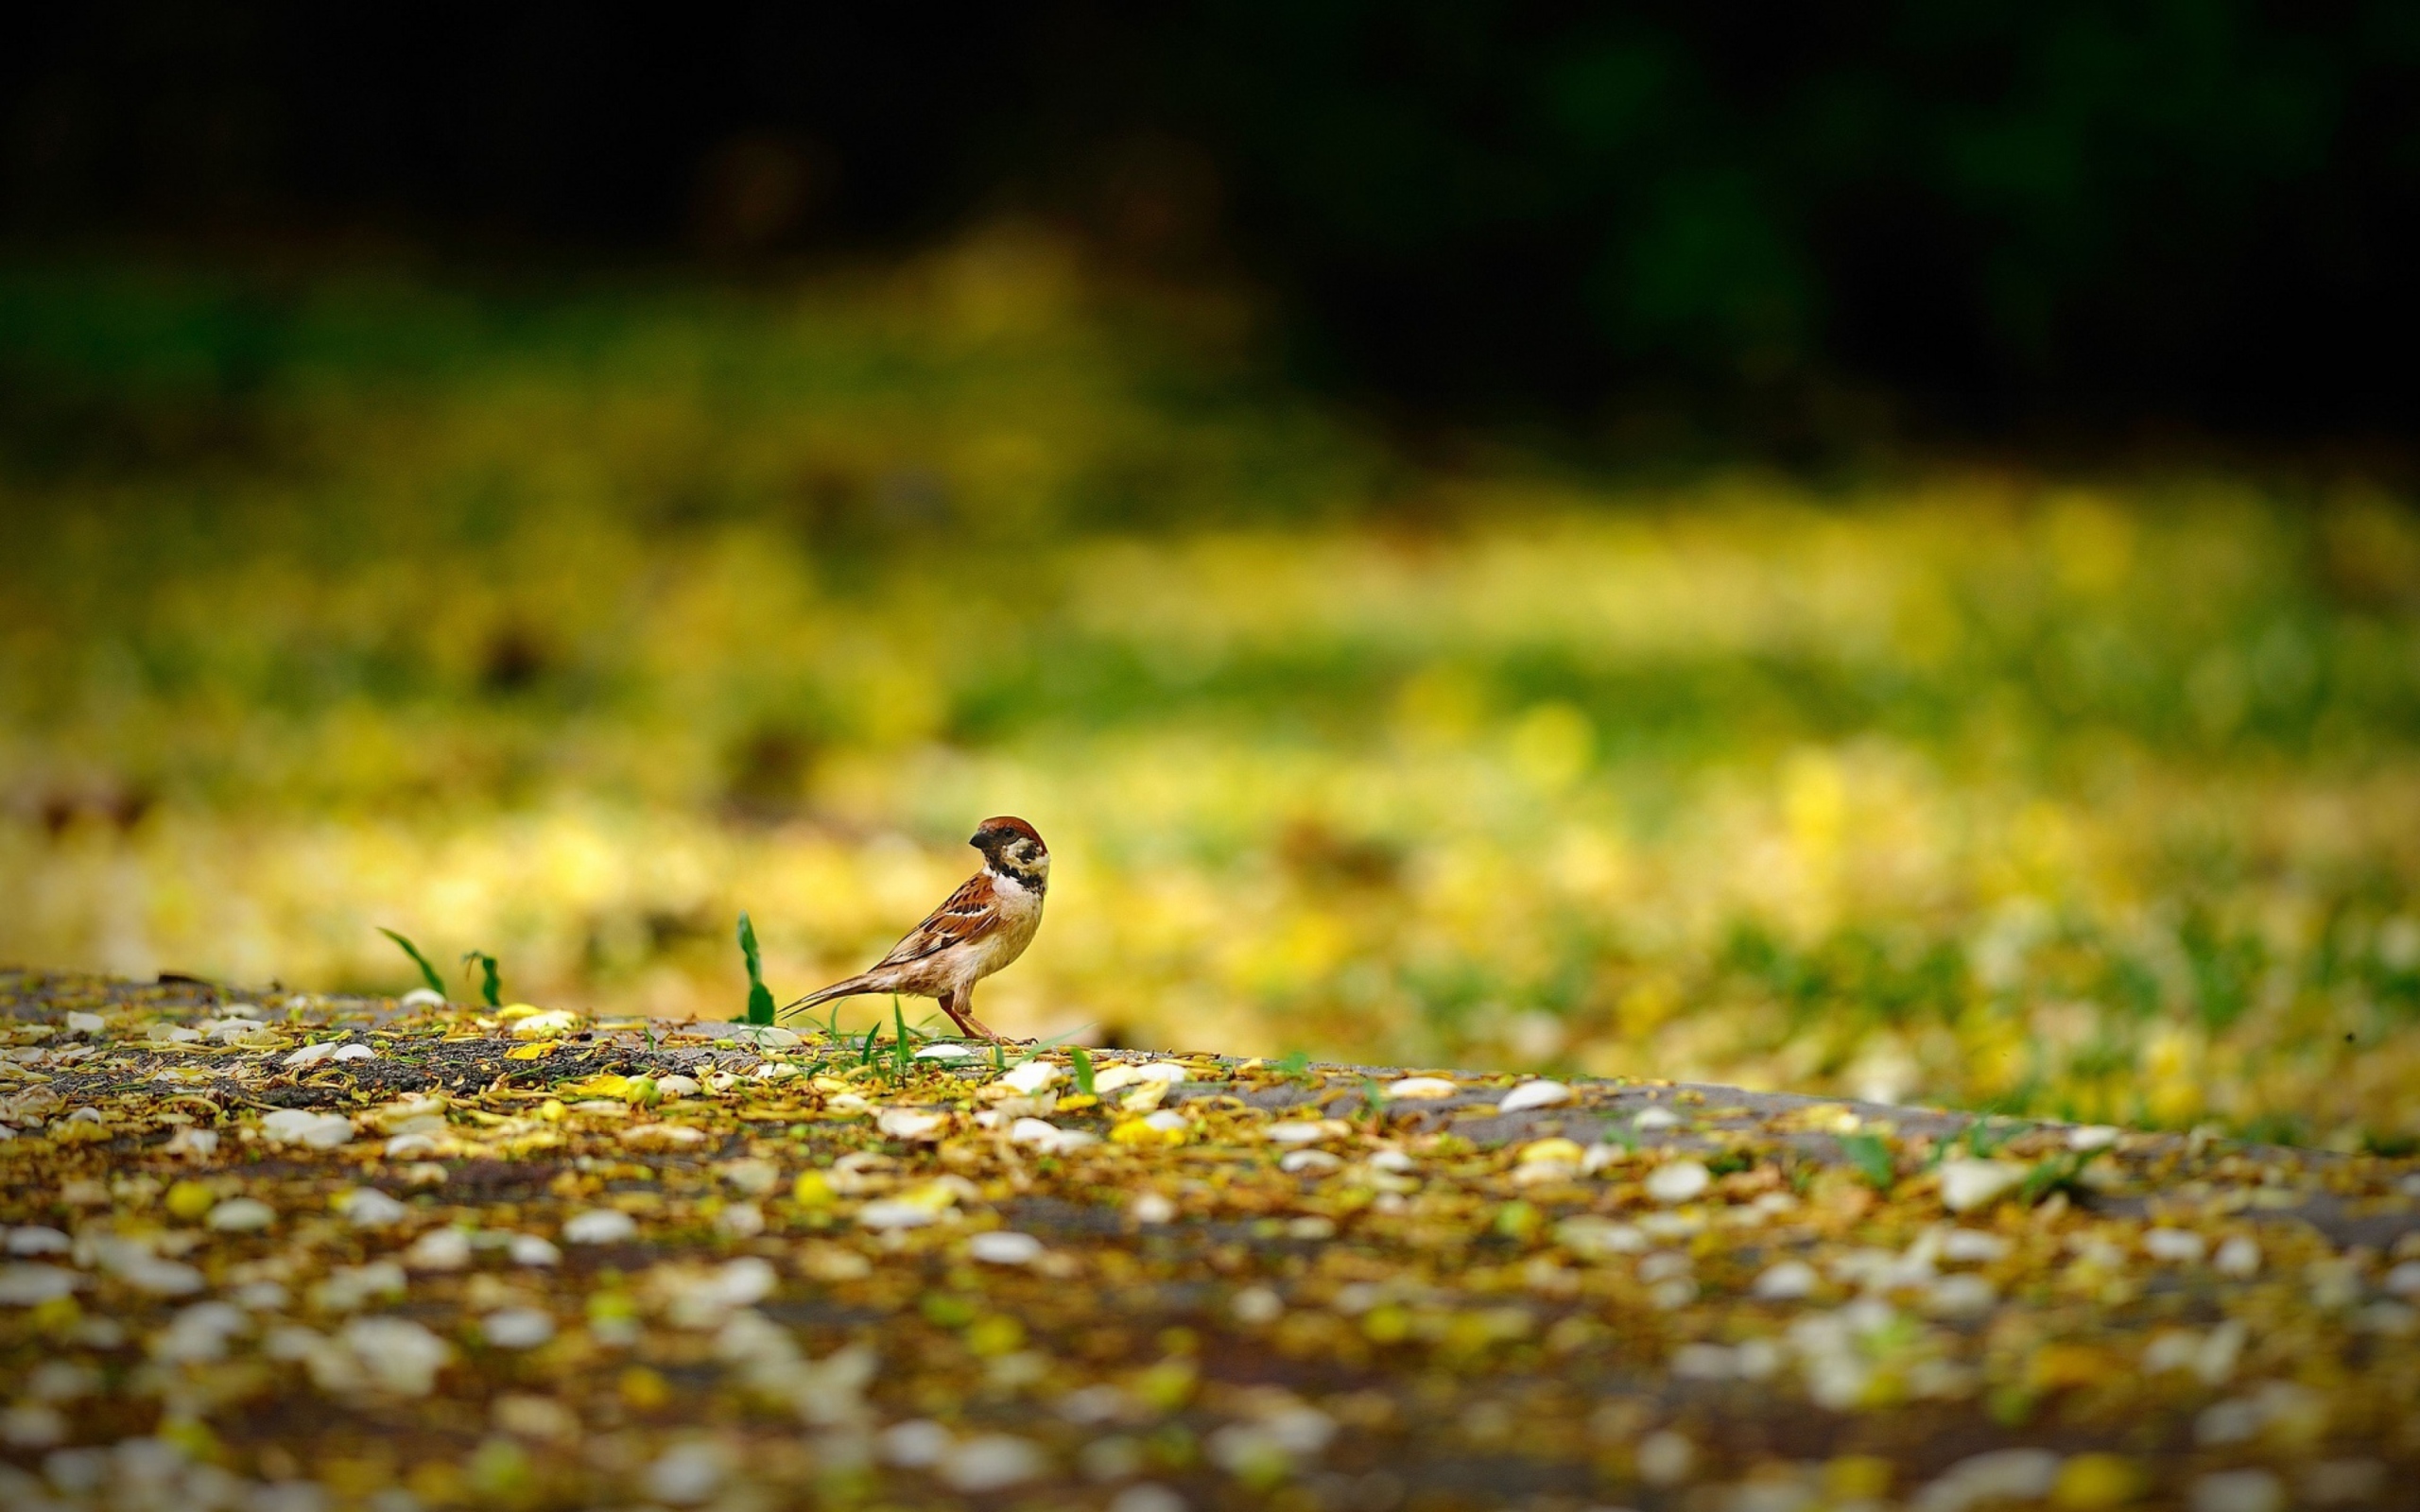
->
[3,239,2419,1148]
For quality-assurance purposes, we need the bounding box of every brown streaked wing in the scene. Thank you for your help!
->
[868,870,1003,969]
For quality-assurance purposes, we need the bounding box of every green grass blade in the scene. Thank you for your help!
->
[737,912,776,1025]
[377,927,446,996]
[1069,1044,1096,1097]
[1841,1131,1897,1192]
[461,951,502,1008]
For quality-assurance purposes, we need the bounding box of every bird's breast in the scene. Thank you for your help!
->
[976,878,1045,974]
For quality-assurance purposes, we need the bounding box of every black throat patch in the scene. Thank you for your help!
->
[994,858,1047,893]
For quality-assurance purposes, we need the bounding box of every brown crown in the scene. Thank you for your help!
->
[972,816,1046,852]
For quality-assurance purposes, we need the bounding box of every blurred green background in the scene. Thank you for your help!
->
[6,5,2420,1146]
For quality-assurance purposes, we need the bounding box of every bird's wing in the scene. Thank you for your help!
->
[867,870,1005,970]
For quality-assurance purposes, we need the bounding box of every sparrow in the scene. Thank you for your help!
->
[781,816,1048,1041]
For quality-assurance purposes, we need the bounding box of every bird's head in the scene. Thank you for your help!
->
[971,816,1049,886]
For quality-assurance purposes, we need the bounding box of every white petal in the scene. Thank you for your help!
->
[998,1061,1063,1094]
[482,1308,556,1349]
[1644,1160,1711,1204]
[1497,1080,1571,1112]
[562,1209,638,1245]
[968,1231,1046,1265]
[205,1197,277,1232]
[1938,1159,2029,1213]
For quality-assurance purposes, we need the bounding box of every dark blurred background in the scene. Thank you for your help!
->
[11,0,2420,449]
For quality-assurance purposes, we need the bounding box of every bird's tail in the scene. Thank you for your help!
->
[778,975,874,1020]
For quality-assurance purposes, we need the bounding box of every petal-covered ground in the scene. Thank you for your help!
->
[2,971,2416,1512]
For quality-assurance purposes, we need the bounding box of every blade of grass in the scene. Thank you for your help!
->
[461,951,502,1008]
[1841,1131,1898,1192]
[1359,1075,1387,1122]
[1069,1045,1096,1097]
[377,928,446,997]
[2021,1148,2104,1205]
[1965,1118,2012,1158]
[737,912,776,1026]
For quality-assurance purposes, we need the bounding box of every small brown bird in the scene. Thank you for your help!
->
[781,816,1048,1041]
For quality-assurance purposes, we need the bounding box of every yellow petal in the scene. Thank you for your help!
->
[791,1171,836,1206]
[1517,1137,1586,1165]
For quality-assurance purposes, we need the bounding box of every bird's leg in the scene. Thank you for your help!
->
[951,986,1025,1044]
[935,989,989,1041]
